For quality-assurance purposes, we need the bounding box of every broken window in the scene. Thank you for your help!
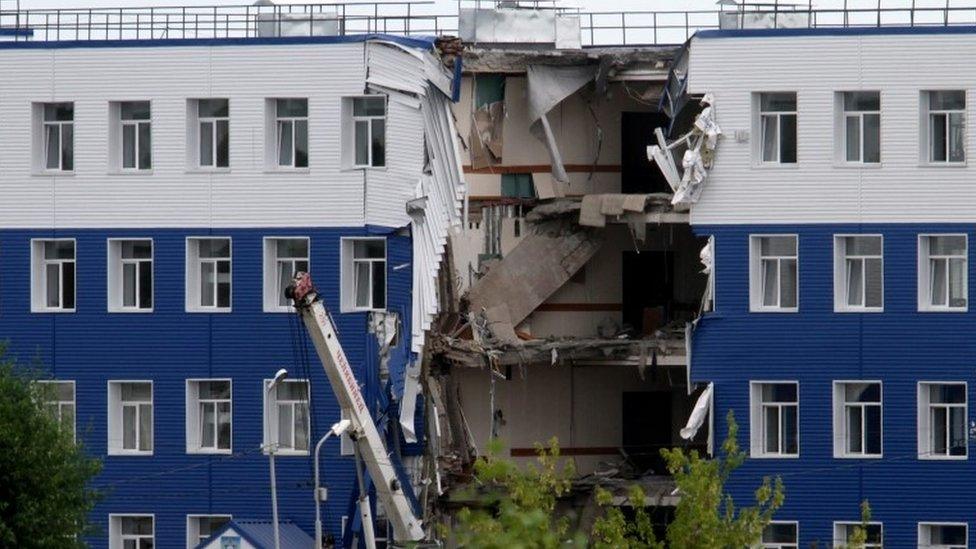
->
[919,382,967,458]
[833,382,881,458]
[197,98,229,169]
[470,74,505,169]
[920,235,967,311]
[751,382,798,457]
[42,102,74,171]
[500,173,535,199]
[758,92,797,164]
[760,521,798,549]
[835,235,882,311]
[841,91,880,163]
[926,90,965,163]
[751,235,797,311]
[275,98,308,168]
[120,101,152,171]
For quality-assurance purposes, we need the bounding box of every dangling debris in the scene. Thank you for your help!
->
[647,93,722,207]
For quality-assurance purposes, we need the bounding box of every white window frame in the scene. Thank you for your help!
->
[186,514,231,549]
[191,98,230,170]
[833,235,883,312]
[749,381,799,459]
[832,522,883,549]
[30,238,76,313]
[185,379,233,455]
[263,378,311,456]
[345,95,387,169]
[749,235,798,312]
[107,239,153,313]
[109,514,155,549]
[838,91,881,165]
[185,237,233,313]
[919,522,968,549]
[340,237,388,313]
[918,381,968,460]
[262,236,310,313]
[38,102,75,173]
[918,234,968,312]
[107,380,153,456]
[924,90,967,165]
[38,379,76,441]
[756,92,798,165]
[832,381,882,459]
[759,521,798,549]
[270,98,309,169]
[116,101,152,172]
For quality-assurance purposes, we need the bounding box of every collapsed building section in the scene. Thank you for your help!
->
[424,6,714,530]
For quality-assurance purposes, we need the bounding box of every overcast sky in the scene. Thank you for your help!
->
[16,0,722,12]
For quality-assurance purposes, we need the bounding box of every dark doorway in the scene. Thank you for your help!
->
[621,111,671,194]
[622,251,674,336]
[622,391,673,474]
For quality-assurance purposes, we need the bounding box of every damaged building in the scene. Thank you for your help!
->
[425,6,711,524]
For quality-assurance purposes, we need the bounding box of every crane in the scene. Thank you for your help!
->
[285,272,425,546]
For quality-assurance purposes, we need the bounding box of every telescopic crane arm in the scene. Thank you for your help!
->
[286,272,425,544]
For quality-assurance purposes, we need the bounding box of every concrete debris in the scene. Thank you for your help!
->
[648,93,722,206]
[527,64,598,183]
[469,101,504,169]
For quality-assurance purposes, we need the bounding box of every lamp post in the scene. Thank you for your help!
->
[266,368,288,549]
[314,418,353,548]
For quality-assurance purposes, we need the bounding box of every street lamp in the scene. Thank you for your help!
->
[314,418,353,549]
[266,368,288,549]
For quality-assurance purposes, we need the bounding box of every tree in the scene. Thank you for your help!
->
[658,410,784,548]
[448,437,584,548]
[0,346,102,547]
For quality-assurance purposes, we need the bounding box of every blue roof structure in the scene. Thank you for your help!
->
[0,32,436,50]
[195,519,314,549]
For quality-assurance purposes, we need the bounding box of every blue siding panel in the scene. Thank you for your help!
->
[692,223,976,547]
[0,227,416,548]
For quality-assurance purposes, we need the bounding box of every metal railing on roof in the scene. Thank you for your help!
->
[4,1,976,46]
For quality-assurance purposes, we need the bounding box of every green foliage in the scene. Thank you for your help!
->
[591,485,662,549]
[450,437,583,548]
[836,500,873,549]
[658,410,784,549]
[0,346,102,547]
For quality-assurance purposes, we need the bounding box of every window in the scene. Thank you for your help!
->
[758,92,797,164]
[351,96,386,168]
[919,235,967,311]
[264,379,310,455]
[750,235,797,312]
[919,523,967,548]
[833,522,882,548]
[918,382,967,459]
[834,235,883,312]
[31,239,76,312]
[108,239,152,312]
[760,522,797,549]
[832,382,882,458]
[263,237,309,312]
[119,101,151,171]
[110,515,154,549]
[192,99,229,169]
[108,381,153,455]
[186,380,232,454]
[925,90,965,163]
[39,380,75,440]
[186,238,232,312]
[840,92,880,163]
[186,515,231,548]
[750,382,798,458]
[42,102,74,171]
[275,98,308,168]
[341,238,386,312]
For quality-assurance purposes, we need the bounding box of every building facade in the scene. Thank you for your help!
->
[688,26,976,548]
[0,34,462,548]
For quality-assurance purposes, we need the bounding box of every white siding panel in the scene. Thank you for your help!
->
[687,33,976,225]
[0,42,369,228]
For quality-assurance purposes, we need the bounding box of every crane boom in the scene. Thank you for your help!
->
[286,272,425,543]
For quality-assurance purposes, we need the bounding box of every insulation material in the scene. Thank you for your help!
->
[648,94,722,207]
[700,236,714,313]
[469,102,505,169]
[680,382,713,440]
[399,359,422,443]
[526,64,597,183]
